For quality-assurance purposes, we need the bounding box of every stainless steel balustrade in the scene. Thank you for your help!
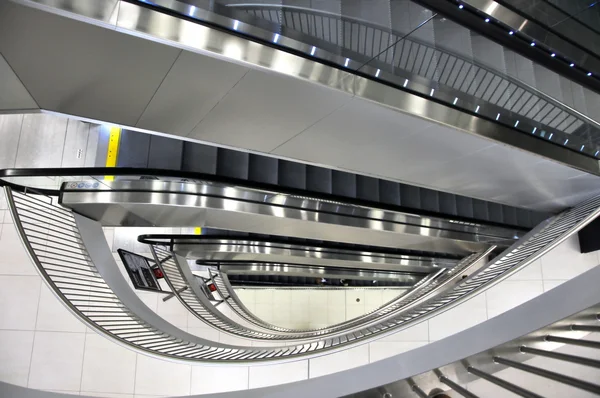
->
[7,185,600,363]
[148,244,489,341]
[227,3,600,148]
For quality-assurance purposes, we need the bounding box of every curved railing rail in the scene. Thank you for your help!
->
[149,241,489,342]
[6,183,600,362]
[227,3,600,148]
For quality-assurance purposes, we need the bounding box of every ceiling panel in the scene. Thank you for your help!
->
[0,1,181,126]
[136,51,249,137]
[188,69,353,152]
[272,97,498,181]
[0,54,37,111]
[274,96,600,210]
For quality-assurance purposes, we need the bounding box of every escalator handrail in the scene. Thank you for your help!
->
[0,167,532,232]
[150,241,492,342]
[226,3,600,134]
[8,184,600,362]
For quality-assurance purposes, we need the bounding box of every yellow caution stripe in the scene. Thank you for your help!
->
[104,127,121,181]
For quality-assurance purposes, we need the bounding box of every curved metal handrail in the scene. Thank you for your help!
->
[7,185,600,362]
[227,3,600,141]
[150,243,489,342]
[147,235,492,340]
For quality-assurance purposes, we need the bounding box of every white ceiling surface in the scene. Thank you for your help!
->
[1,2,600,212]
[0,53,37,111]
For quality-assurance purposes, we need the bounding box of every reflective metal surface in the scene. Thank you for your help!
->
[219,263,424,283]
[9,183,600,364]
[176,240,455,274]
[5,0,600,175]
[59,179,522,255]
[460,0,600,75]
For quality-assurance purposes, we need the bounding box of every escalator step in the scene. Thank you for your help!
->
[117,130,150,168]
[306,166,332,194]
[332,170,357,198]
[357,175,380,202]
[248,154,278,184]
[278,160,306,189]
[148,135,183,170]
[181,142,217,174]
[217,148,249,179]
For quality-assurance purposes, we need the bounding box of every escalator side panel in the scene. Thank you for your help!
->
[488,202,504,224]
[278,160,306,189]
[357,175,380,202]
[148,135,183,170]
[420,188,440,213]
[400,184,421,209]
[456,196,475,219]
[332,170,357,198]
[249,154,278,185]
[216,148,249,179]
[502,205,518,226]
[117,130,150,168]
[306,166,332,194]
[181,142,217,174]
[473,199,490,222]
[439,192,458,216]
[379,180,401,206]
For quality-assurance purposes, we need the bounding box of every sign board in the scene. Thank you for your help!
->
[117,249,162,292]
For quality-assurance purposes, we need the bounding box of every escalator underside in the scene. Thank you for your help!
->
[60,179,522,256]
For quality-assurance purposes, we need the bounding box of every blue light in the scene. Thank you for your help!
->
[375,69,380,77]
[485,18,490,22]
[570,63,575,67]
[459,4,464,9]
[588,72,593,76]
[564,139,569,145]
[581,145,585,151]
[310,46,316,56]
[549,133,553,139]
[532,127,537,134]
[530,42,535,47]
[514,120,519,127]
[188,5,196,16]
[551,53,556,57]
[595,150,599,156]
[344,58,350,67]
[496,113,500,120]
[274,33,279,43]
[509,31,514,35]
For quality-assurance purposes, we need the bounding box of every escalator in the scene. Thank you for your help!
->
[224,2,600,146]
[134,0,600,157]
[2,0,600,183]
[115,129,549,231]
